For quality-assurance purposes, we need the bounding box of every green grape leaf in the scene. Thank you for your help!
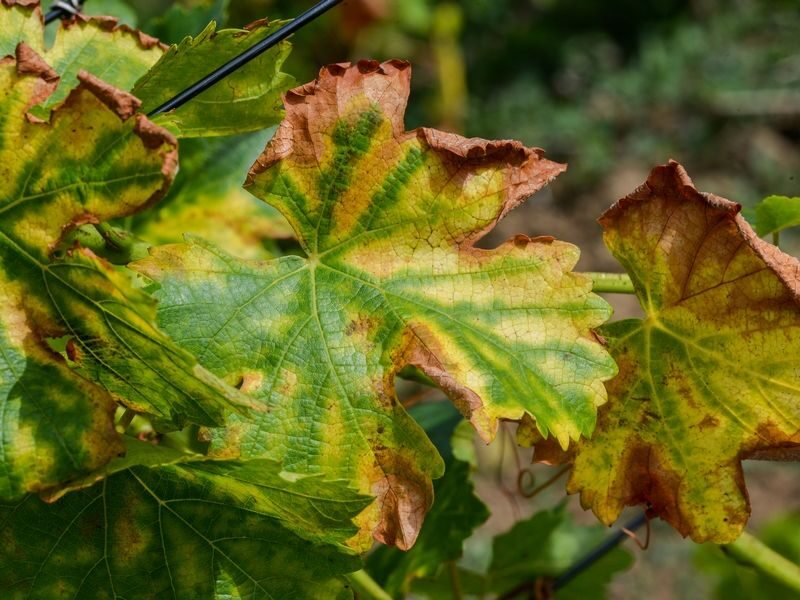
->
[487,505,632,599]
[366,459,489,596]
[566,162,800,542]
[0,44,246,498]
[130,130,293,259]
[134,60,617,548]
[1,1,165,116]
[751,195,800,238]
[132,19,294,138]
[0,442,370,599]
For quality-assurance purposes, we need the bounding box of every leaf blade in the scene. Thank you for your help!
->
[566,161,800,542]
[0,449,369,598]
[135,60,617,548]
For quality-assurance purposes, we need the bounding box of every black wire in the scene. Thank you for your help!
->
[43,8,62,24]
[553,512,648,590]
[148,0,345,116]
[44,1,84,25]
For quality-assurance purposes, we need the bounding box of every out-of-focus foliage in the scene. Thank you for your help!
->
[696,512,800,600]
[750,195,800,238]
[401,504,633,599]
[469,0,800,203]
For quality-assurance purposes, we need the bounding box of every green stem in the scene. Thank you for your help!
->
[345,570,392,600]
[722,531,800,593]
[581,272,636,294]
[93,222,139,254]
[773,231,780,248]
[117,408,136,433]
[448,561,464,600]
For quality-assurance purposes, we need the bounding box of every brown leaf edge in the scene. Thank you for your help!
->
[1,1,168,52]
[249,61,566,252]
[533,160,800,537]
[244,59,611,551]
[0,0,39,9]
[603,160,800,458]
[600,160,800,301]
[248,59,572,443]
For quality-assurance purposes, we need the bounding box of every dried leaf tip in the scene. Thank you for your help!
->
[15,42,57,81]
[77,71,142,120]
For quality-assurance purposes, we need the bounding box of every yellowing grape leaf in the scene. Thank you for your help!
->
[0,0,164,116]
[566,161,800,542]
[0,44,246,499]
[0,441,370,599]
[135,60,617,549]
[0,1,42,57]
[1,1,294,138]
[130,131,294,260]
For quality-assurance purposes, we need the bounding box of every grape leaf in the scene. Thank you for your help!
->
[130,131,293,259]
[565,161,800,542]
[0,0,164,116]
[132,19,294,138]
[0,44,247,498]
[2,2,294,139]
[0,441,369,599]
[0,1,42,57]
[366,459,489,596]
[134,60,617,548]
[751,195,800,238]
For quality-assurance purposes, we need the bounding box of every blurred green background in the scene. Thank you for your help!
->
[52,0,800,597]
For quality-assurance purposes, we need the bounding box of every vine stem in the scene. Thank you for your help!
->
[448,561,464,600]
[580,272,635,294]
[722,531,800,592]
[345,570,392,600]
[93,222,134,252]
[116,408,136,433]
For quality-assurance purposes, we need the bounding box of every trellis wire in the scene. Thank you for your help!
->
[43,0,344,118]
[554,512,648,589]
[44,0,83,24]
[148,0,345,116]
[41,0,654,592]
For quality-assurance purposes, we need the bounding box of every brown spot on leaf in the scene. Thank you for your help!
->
[236,371,264,394]
[345,315,377,337]
[65,338,81,363]
[698,414,719,430]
